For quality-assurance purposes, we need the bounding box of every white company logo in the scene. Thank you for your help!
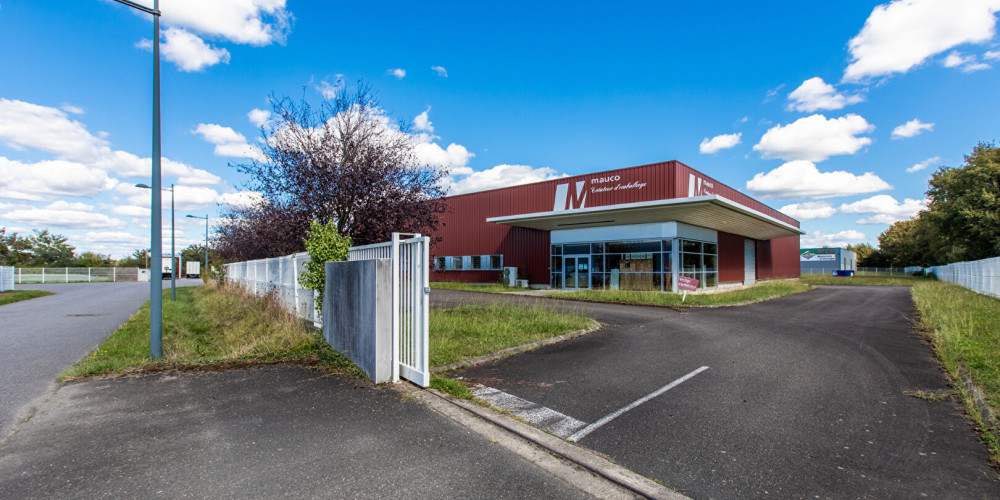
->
[553,181,587,211]
[687,174,714,197]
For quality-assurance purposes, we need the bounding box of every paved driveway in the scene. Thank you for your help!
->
[435,287,1000,498]
[0,280,201,439]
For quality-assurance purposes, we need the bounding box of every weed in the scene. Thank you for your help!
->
[431,376,473,399]
[905,389,951,401]
[551,280,811,307]
[430,282,524,293]
[0,290,53,306]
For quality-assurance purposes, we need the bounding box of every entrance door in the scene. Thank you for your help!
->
[744,239,756,285]
[563,255,590,290]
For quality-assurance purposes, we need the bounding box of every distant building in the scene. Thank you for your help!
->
[800,247,856,275]
[429,160,804,291]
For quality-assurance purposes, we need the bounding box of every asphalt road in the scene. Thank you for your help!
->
[0,280,201,440]
[0,366,607,499]
[437,286,1000,498]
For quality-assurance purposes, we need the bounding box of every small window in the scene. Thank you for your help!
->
[434,257,446,271]
[551,245,562,255]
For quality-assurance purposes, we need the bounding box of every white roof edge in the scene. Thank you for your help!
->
[486,195,805,235]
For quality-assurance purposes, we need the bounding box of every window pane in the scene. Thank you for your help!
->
[471,256,482,270]
[663,253,673,274]
[591,256,604,273]
[551,245,562,255]
[620,253,655,272]
[591,243,603,254]
[663,273,673,292]
[606,254,622,272]
[662,240,672,252]
[564,243,589,255]
[703,254,718,271]
[591,273,606,290]
[607,241,660,253]
[682,240,701,253]
[705,272,718,287]
[462,256,472,269]
[652,253,662,273]
[704,243,718,255]
[551,256,563,272]
[620,273,657,291]
[491,255,502,269]
[682,253,700,272]
[550,273,562,289]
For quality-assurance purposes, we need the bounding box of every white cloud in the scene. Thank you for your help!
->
[0,98,221,190]
[778,201,836,220]
[431,66,448,77]
[445,164,565,195]
[746,160,892,199]
[413,107,434,133]
[193,123,264,161]
[0,203,124,229]
[414,142,474,171]
[891,118,934,139]
[157,0,292,46]
[138,28,231,72]
[111,204,152,217]
[248,108,270,127]
[763,84,785,103]
[60,104,84,115]
[843,0,1000,82]
[315,76,344,99]
[124,184,222,211]
[0,157,118,201]
[838,194,927,224]
[786,77,864,112]
[906,156,941,173]
[0,98,105,161]
[218,191,265,209]
[942,50,992,72]
[388,68,406,79]
[801,230,868,248]
[985,50,1000,60]
[753,114,874,162]
[699,132,742,154]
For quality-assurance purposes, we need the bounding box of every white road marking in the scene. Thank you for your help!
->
[472,385,588,439]
[567,366,709,442]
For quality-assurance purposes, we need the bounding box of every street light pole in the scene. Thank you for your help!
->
[137,182,174,301]
[187,214,208,277]
[112,0,163,358]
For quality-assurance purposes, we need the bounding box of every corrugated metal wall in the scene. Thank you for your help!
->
[717,231,746,283]
[756,236,801,279]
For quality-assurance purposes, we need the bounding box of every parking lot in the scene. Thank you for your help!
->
[435,286,1000,498]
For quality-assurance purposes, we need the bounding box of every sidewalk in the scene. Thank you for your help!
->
[0,365,636,499]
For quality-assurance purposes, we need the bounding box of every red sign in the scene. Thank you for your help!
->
[678,276,699,291]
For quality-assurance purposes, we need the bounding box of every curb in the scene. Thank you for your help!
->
[409,386,688,500]
[432,320,602,373]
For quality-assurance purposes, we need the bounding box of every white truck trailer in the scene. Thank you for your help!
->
[185,261,201,278]
[161,256,180,278]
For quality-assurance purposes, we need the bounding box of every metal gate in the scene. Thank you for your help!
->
[348,233,430,387]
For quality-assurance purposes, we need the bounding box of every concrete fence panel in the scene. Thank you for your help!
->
[323,259,393,383]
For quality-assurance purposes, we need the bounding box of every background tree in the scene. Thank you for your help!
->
[73,251,112,267]
[845,242,885,267]
[0,228,33,266]
[876,218,939,267]
[216,81,448,262]
[116,248,151,268]
[180,243,222,270]
[923,142,1000,262]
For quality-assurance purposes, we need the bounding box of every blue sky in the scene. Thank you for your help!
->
[1,0,998,257]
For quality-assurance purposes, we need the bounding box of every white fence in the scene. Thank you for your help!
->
[224,252,320,325]
[1,266,14,291]
[12,267,143,284]
[926,256,1000,298]
[348,233,430,387]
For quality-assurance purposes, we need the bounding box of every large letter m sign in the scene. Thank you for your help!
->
[553,181,587,211]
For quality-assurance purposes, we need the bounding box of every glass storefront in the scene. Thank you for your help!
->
[550,238,717,291]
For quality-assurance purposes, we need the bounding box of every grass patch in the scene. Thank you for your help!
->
[550,280,811,307]
[430,282,525,293]
[912,281,1000,463]
[905,389,951,401]
[430,303,591,367]
[0,289,53,306]
[430,376,473,399]
[62,280,364,380]
[801,274,931,287]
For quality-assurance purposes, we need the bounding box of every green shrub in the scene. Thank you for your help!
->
[298,219,351,311]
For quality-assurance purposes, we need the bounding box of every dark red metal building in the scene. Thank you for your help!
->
[428,160,801,291]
